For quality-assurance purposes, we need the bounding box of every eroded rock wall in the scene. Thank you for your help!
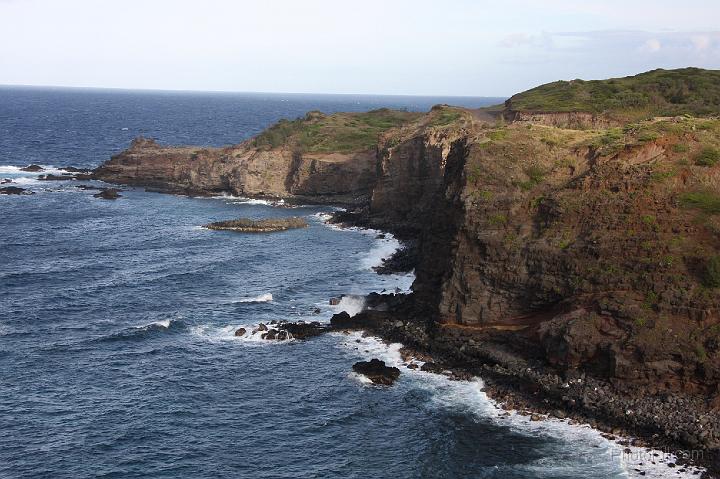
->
[94,138,378,204]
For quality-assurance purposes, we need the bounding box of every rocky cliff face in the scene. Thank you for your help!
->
[340,114,720,465]
[94,137,378,204]
[94,103,720,464]
[505,111,615,129]
[406,119,720,396]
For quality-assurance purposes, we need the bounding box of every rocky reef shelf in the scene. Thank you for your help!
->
[203,217,308,233]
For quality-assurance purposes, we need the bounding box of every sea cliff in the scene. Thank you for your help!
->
[94,68,720,474]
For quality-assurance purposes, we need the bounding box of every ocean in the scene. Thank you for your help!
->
[0,87,692,478]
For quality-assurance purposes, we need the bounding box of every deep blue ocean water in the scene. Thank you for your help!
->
[0,87,680,478]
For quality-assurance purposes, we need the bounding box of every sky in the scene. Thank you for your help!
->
[0,0,719,96]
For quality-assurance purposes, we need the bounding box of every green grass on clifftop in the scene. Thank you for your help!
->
[252,109,421,153]
[503,68,720,117]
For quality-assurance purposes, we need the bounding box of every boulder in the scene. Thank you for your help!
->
[20,164,44,172]
[262,329,278,340]
[93,188,122,200]
[352,358,401,385]
[1,178,12,184]
[234,328,247,337]
[39,172,93,181]
[61,166,92,173]
[0,186,33,195]
[279,320,328,339]
[330,311,352,326]
[420,362,444,374]
[329,297,342,305]
[38,173,73,181]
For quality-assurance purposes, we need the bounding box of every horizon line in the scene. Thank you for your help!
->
[0,83,509,100]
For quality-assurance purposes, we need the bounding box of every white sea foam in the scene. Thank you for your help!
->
[0,165,74,175]
[11,177,41,185]
[334,332,705,479]
[235,293,273,303]
[360,234,402,270]
[190,322,293,344]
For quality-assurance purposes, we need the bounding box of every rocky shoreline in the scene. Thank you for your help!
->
[326,290,719,477]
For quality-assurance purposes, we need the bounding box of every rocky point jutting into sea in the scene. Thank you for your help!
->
[93,68,720,474]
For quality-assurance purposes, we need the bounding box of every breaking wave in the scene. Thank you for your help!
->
[331,294,366,317]
[190,322,293,344]
[97,318,183,342]
[235,293,273,303]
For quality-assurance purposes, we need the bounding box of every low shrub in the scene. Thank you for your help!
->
[694,147,720,166]
[703,255,720,288]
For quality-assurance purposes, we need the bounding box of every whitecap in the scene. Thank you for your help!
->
[235,293,273,303]
[154,319,172,329]
[134,318,173,330]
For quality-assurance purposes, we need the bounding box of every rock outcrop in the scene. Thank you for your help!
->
[204,217,307,233]
[93,109,420,205]
[352,359,401,385]
[0,186,33,195]
[93,188,122,200]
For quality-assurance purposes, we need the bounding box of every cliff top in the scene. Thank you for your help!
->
[251,108,422,154]
[501,67,720,119]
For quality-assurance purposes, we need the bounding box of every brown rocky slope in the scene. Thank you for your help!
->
[94,69,720,473]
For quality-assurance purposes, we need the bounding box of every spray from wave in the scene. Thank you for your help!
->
[331,295,366,317]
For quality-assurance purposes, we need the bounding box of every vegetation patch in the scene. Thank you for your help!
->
[488,129,508,141]
[429,106,466,127]
[703,255,720,288]
[517,165,545,191]
[650,168,676,182]
[680,191,720,215]
[502,68,720,117]
[694,147,720,167]
[591,128,625,155]
[252,109,420,153]
[488,214,508,226]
